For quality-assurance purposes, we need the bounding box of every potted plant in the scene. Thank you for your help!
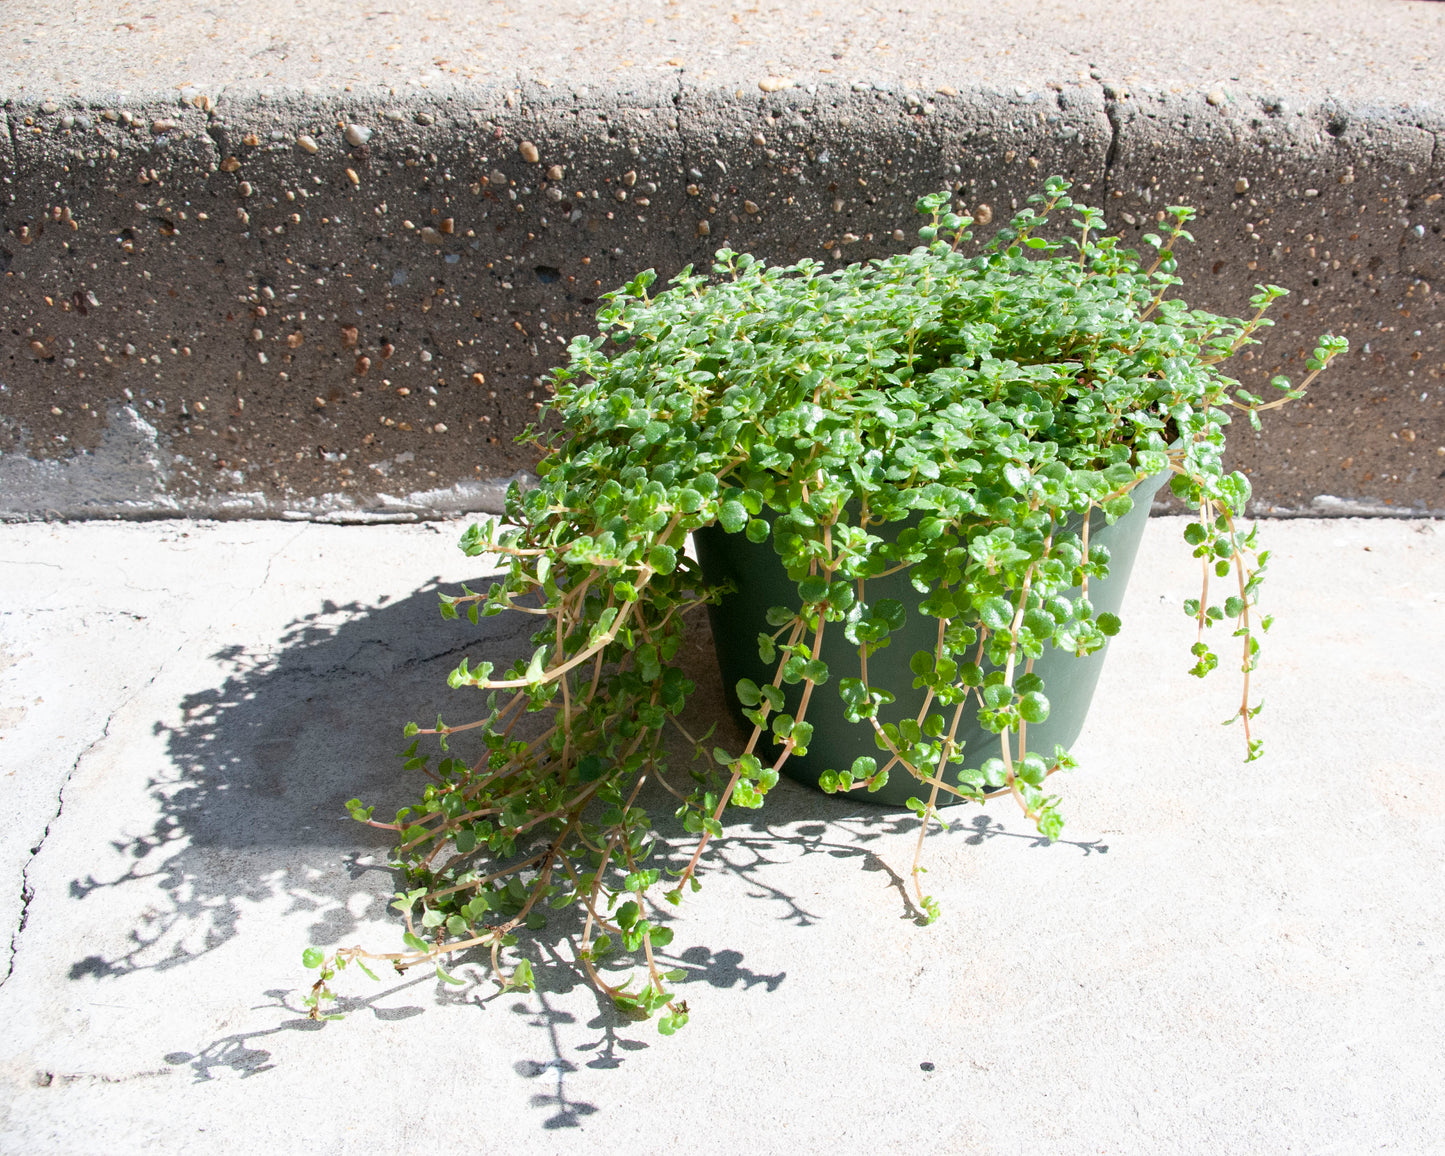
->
[304,178,1346,1031]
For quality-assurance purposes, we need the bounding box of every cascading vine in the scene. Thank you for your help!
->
[303,178,1346,1028]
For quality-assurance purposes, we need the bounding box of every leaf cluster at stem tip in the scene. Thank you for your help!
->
[303,177,1346,1027]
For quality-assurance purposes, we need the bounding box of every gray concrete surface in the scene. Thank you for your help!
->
[3,0,1444,521]
[0,514,1440,1153]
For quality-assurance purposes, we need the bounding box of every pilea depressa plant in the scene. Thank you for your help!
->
[303,178,1346,1030]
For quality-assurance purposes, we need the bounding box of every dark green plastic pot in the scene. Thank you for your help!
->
[694,474,1168,808]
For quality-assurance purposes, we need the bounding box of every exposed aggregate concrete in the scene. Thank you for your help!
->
[1,0,1443,519]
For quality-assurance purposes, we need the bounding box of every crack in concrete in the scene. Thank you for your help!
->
[0,607,147,620]
[254,525,308,597]
[1087,72,1123,204]
[320,636,482,682]
[397,638,478,672]
[1,651,176,988]
[219,633,485,688]
[1102,96,1123,195]
[4,105,18,166]
[32,1066,175,1088]
[203,118,228,164]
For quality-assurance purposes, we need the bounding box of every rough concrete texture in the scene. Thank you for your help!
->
[0,515,1441,1152]
[1,0,1443,520]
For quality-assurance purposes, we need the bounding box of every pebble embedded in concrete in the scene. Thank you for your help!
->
[344,124,373,147]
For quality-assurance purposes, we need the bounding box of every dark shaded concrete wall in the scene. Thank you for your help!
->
[2,79,1442,519]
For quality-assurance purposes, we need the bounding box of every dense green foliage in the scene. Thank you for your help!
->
[305,179,1345,1026]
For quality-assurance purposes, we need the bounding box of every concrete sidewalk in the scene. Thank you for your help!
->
[0,514,1440,1153]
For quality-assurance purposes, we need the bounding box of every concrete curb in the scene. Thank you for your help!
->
[2,2,1443,520]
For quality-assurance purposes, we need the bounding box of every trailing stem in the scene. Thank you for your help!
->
[304,178,1346,1029]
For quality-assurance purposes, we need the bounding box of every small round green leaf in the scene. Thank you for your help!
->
[1019,691,1051,724]
[979,597,1013,631]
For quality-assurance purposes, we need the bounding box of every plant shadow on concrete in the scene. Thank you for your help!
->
[65,577,517,984]
[58,570,1105,1124]
[36,576,767,1116]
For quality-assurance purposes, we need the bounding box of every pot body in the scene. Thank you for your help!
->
[693,474,1167,808]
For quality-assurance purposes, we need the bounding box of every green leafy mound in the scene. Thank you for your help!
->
[304,179,1345,1027]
